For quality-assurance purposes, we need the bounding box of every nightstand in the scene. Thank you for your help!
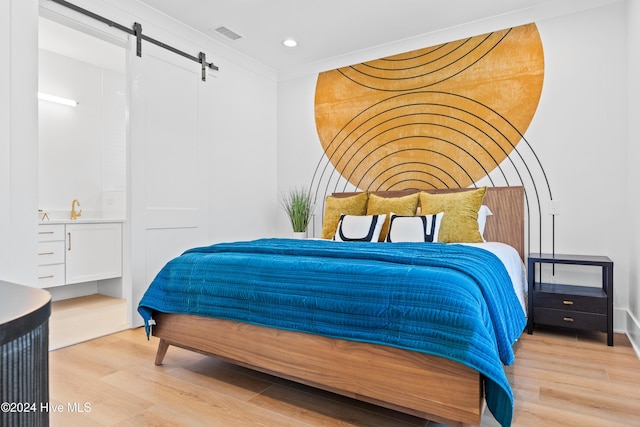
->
[527,253,614,346]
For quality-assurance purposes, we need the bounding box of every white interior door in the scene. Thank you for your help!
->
[128,41,211,327]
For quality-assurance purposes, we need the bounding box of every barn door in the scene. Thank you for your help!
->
[128,41,212,326]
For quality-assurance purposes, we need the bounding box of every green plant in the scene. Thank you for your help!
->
[280,187,313,232]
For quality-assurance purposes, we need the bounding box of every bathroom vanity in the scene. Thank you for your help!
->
[37,220,122,288]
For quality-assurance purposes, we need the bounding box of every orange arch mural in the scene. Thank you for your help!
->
[314,23,544,191]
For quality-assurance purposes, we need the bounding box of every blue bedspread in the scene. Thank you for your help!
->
[138,238,525,426]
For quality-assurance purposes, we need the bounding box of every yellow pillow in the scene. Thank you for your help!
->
[366,193,420,241]
[321,193,369,239]
[419,187,487,243]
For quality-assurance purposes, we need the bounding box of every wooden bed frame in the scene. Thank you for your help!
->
[152,186,524,427]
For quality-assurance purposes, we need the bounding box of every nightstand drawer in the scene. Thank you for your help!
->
[533,307,607,332]
[533,291,606,314]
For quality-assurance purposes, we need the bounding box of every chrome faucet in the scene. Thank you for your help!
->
[71,199,82,220]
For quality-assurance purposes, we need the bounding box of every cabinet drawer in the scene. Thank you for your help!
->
[37,264,65,287]
[37,241,65,265]
[533,307,607,332]
[38,224,65,242]
[533,291,606,314]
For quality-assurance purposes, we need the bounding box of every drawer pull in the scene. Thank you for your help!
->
[562,300,574,305]
[563,317,575,322]
[38,252,55,256]
[38,231,55,235]
[38,275,54,279]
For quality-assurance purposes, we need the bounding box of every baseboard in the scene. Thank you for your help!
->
[625,309,640,359]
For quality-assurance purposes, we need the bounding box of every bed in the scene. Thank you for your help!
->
[138,186,526,427]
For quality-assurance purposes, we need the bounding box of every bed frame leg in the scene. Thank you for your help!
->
[155,338,170,365]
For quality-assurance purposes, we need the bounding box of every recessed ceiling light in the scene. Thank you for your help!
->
[282,39,298,48]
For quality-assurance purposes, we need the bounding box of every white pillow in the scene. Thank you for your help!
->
[478,205,493,240]
[386,212,443,243]
[334,214,386,242]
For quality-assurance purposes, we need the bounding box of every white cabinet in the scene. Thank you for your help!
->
[36,222,122,287]
[65,223,122,284]
[37,224,66,287]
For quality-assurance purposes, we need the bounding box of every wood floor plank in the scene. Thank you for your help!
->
[604,364,640,385]
[512,400,631,427]
[249,382,426,427]
[168,361,273,402]
[110,405,202,427]
[49,294,128,350]
[48,327,640,426]
[537,382,640,425]
[99,363,316,426]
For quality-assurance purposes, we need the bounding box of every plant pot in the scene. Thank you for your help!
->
[292,231,307,239]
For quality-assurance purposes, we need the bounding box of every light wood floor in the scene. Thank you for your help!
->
[48,326,640,427]
[49,294,128,350]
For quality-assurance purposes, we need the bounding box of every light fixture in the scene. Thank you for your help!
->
[282,38,298,48]
[37,92,78,107]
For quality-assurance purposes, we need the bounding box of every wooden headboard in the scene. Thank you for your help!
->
[332,186,525,260]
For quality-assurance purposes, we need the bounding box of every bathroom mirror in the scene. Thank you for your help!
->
[38,16,127,221]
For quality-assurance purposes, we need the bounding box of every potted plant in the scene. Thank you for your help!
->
[280,186,313,238]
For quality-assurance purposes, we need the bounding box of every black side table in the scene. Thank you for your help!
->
[527,253,614,346]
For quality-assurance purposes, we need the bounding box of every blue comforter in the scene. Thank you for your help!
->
[138,238,525,426]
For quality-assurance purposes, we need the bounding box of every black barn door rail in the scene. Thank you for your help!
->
[49,0,219,81]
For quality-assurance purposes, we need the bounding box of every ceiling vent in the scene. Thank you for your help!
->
[214,26,242,41]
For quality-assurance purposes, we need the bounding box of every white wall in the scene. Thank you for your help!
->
[277,2,634,335]
[0,0,39,286]
[531,4,628,317]
[277,74,327,237]
[626,0,640,353]
[207,59,279,243]
[0,0,11,281]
